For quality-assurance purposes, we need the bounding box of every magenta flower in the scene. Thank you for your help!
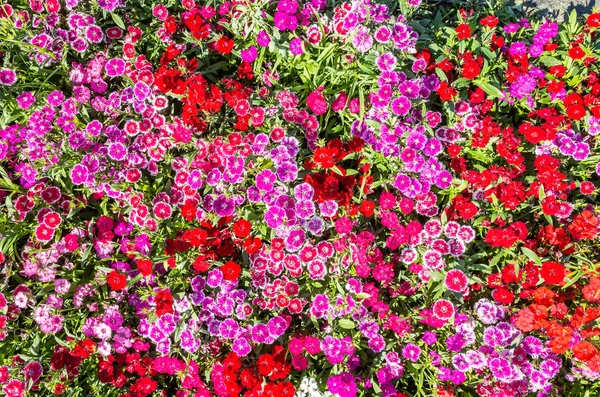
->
[108,142,127,161]
[0,68,16,86]
[402,343,421,362]
[70,164,89,185]
[105,58,126,77]
[231,337,251,356]
[290,38,304,55]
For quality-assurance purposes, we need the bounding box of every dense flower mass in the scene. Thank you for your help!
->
[0,1,600,396]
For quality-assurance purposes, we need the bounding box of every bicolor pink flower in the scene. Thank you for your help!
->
[432,299,455,321]
[153,202,172,220]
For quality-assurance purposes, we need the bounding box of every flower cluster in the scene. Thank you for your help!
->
[0,1,600,397]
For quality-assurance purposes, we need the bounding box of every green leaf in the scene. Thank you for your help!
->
[563,270,584,289]
[489,250,505,269]
[111,13,126,30]
[539,56,562,67]
[569,9,577,32]
[338,319,356,329]
[521,247,542,265]
[475,81,504,100]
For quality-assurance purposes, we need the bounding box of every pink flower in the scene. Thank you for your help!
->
[35,224,55,243]
[2,379,25,397]
[444,269,469,293]
[432,299,455,321]
[307,89,328,115]
[153,202,172,220]
[335,217,353,234]
[332,91,348,111]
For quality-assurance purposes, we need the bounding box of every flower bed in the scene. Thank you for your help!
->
[0,1,600,396]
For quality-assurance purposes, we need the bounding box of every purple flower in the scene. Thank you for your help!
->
[285,229,306,252]
[306,216,324,235]
[251,323,269,343]
[573,142,590,161]
[352,27,373,53]
[319,200,338,217]
[276,161,298,182]
[206,269,223,288]
[327,372,357,397]
[295,200,315,219]
[452,353,470,371]
[135,234,152,255]
[213,195,235,217]
[376,53,396,72]
[422,331,437,346]
[290,38,304,55]
[509,42,527,56]
[232,337,251,356]
[368,334,385,353]
[293,183,314,201]
[180,329,199,353]
[268,316,288,338]
[435,170,452,189]
[375,26,392,43]
[489,357,512,380]
[85,25,104,43]
[16,92,36,109]
[446,334,466,352]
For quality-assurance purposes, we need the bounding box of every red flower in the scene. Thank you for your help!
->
[136,259,153,277]
[107,271,127,291]
[436,81,457,101]
[569,45,586,60]
[583,277,600,302]
[549,65,566,78]
[130,377,157,396]
[566,104,586,120]
[436,58,454,72]
[573,341,598,361]
[243,236,263,254]
[540,261,565,285]
[155,290,173,316]
[568,210,598,240]
[181,201,197,222]
[221,261,242,281]
[462,60,481,80]
[54,384,66,395]
[215,36,234,54]
[313,147,336,169]
[455,24,471,40]
[587,13,600,28]
[492,287,514,305]
[193,255,210,273]
[359,200,375,217]
[233,219,252,238]
[480,15,499,28]
[256,354,275,376]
